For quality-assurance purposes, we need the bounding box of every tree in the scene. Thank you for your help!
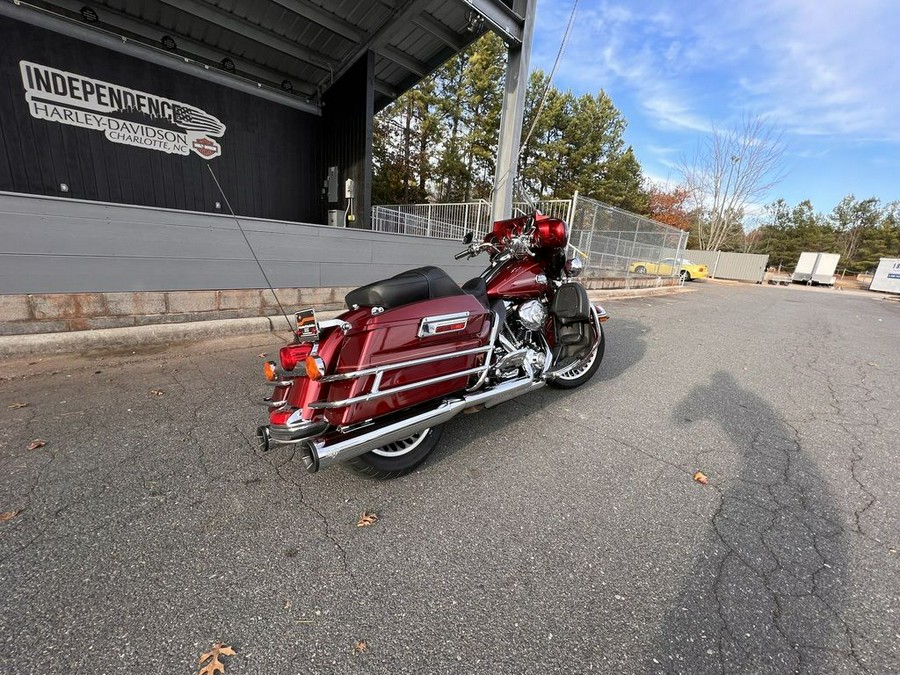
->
[371,85,441,204]
[372,34,651,211]
[647,184,693,231]
[829,195,882,265]
[679,115,786,250]
[461,33,506,200]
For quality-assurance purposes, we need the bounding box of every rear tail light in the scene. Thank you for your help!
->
[279,344,312,371]
[269,409,293,425]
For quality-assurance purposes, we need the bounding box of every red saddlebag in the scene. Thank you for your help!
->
[323,294,491,427]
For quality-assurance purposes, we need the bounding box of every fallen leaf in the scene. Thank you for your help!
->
[0,509,24,523]
[149,389,164,396]
[354,640,368,654]
[357,511,378,527]
[693,471,709,485]
[198,643,236,675]
[7,402,29,409]
[257,353,267,358]
[27,439,47,450]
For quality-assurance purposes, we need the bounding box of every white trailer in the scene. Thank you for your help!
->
[792,252,840,286]
[869,258,900,294]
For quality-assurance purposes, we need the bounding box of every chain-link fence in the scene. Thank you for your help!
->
[568,195,688,278]
[371,195,687,279]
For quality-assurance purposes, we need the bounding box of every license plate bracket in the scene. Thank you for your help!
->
[295,308,320,342]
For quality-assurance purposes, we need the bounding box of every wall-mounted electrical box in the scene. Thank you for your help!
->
[344,178,355,199]
[326,166,339,203]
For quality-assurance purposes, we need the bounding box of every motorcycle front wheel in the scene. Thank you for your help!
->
[547,323,605,390]
[345,424,445,479]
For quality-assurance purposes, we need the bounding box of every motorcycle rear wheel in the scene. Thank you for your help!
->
[547,323,605,390]
[345,424,445,479]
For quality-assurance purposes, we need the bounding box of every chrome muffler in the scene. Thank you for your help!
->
[299,375,547,472]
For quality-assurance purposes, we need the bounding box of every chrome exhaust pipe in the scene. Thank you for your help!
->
[302,376,547,472]
[307,399,466,471]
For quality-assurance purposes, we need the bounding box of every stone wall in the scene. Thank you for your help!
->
[0,287,350,336]
[0,276,680,335]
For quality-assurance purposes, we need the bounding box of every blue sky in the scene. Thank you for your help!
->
[529,0,900,215]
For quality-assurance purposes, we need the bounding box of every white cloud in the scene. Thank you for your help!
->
[543,0,900,142]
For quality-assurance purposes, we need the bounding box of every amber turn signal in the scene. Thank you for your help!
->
[264,360,278,382]
[305,355,326,380]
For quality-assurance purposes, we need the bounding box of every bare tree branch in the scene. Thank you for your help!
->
[679,115,787,250]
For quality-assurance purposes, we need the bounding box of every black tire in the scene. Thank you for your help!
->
[345,424,445,479]
[548,323,605,390]
[680,269,691,281]
[635,265,647,274]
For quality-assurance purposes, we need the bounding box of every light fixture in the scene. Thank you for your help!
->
[161,35,177,51]
[221,57,235,72]
[281,79,293,92]
[465,9,483,33]
[80,6,98,23]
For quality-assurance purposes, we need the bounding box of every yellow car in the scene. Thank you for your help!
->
[629,257,708,281]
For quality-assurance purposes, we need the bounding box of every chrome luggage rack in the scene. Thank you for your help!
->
[307,310,503,410]
[306,343,493,410]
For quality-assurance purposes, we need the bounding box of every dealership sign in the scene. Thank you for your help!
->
[19,61,226,159]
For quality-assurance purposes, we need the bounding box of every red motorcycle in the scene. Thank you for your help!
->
[256,209,608,478]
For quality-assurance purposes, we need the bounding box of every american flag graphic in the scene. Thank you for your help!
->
[172,105,224,135]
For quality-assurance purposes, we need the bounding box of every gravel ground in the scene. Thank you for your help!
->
[1,282,898,674]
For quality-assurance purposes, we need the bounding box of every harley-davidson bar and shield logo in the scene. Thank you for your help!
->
[19,61,226,160]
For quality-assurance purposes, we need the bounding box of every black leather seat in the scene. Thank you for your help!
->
[345,266,464,310]
[461,277,489,309]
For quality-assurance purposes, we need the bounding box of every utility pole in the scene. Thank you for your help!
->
[490,0,537,221]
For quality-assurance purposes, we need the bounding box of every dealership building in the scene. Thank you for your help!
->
[0,0,534,335]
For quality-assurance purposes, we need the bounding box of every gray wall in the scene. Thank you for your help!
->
[0,193,485,294]
[685,250,769,283]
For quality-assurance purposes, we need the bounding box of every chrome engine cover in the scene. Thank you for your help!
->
[517,300,547,331]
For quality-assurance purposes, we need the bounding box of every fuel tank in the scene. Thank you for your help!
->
[486,258,547,300]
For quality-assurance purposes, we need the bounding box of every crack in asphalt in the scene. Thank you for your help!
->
[234,426,357,586]
[545,365,880,673]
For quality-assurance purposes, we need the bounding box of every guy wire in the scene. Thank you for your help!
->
[206,165,295,336]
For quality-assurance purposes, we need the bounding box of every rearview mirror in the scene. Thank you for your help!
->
[462,231,474,244]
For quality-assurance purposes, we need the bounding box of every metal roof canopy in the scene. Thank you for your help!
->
[11,0,525,114]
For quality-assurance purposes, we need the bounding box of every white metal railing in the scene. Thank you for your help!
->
[371,195,687,278]
[372,199,572,242]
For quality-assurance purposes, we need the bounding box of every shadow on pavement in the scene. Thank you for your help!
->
[423,317,646,470]
[595,317,648,383]
[652,371,854,673]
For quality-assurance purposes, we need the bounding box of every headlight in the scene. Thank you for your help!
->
[565,257,584,277]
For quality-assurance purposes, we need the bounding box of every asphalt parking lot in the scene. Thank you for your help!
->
[1,283,898,674]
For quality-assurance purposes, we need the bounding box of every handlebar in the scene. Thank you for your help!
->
[454,249,471,260]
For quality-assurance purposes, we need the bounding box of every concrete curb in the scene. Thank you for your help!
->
[0,286,690,358]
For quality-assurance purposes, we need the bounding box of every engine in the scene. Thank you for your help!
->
[491,300,548,380]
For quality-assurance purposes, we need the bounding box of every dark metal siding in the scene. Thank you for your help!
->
[322,51,374,229]
[0,16,323,222]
